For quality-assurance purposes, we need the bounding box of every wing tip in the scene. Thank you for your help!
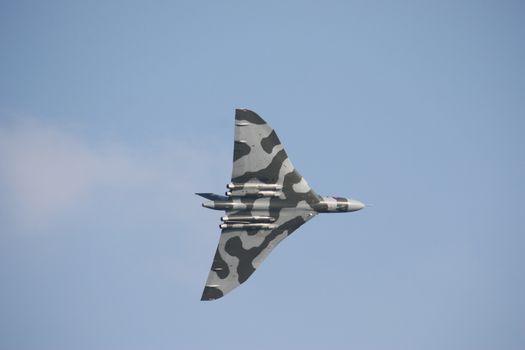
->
[235,108,266,125]
[200,286,224,301]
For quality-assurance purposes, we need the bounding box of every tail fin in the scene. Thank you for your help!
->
[195,193,228,201]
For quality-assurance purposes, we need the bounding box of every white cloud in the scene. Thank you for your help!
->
[0,119,228,231]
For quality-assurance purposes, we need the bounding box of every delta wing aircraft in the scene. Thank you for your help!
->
[198,109,365,300]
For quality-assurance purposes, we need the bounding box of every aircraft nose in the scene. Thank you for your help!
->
[348,199,365,212]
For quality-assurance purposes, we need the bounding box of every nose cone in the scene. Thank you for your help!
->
[348,199,365,212]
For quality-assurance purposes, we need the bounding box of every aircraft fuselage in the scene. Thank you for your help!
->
[202,194,364,213]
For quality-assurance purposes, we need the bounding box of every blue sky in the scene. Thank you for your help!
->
[1,1,524,349]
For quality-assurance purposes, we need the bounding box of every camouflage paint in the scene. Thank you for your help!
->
[198,109,364,300]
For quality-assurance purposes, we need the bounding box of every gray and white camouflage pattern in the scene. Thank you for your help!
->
[198,109,365,300]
